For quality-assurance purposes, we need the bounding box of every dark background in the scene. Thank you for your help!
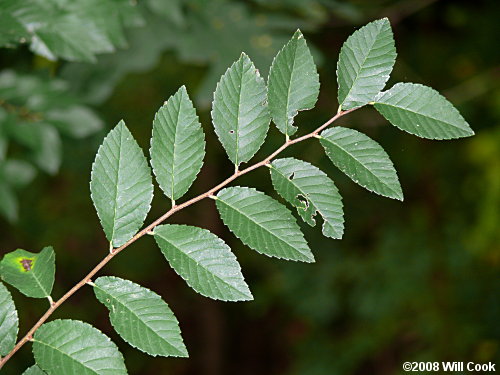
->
[0,0,499,374]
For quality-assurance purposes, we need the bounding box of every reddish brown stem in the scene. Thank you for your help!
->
[0,107,357,370]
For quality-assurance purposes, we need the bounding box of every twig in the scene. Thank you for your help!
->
[0,107,357,370]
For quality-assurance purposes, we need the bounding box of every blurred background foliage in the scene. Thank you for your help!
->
[0,0,498,374]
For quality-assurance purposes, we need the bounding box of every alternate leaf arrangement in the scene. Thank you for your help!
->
[0,18,473,374]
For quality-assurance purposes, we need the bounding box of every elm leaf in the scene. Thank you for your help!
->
[373,83,474,139]
[268,30,320,137]
[337,18,396,110]
[319,127,403,200]
[212,53,270,167]
[33,320,127,375]
[0,247,55,298]
[154,224,252,301]
[91,120,154,247]
[93,276,187,358]
[216,187,314,262]
[22,365,47,375]
[150,86,205,201]
[0,281,18,356]
[270,158,344,239]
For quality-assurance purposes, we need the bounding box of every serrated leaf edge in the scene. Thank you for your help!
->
[93,276,188,358]
[216,186,315,263]
[268,29,320,137]
[154,224,253,302]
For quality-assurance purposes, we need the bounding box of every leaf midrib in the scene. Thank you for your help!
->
[217,195,309,259]
[374,101,466,131]
[284,38,299,137]
[340,22,386,107]
[34,339,101,375]
[94,283,181,354]
[321,135,400,197]
[109,126,125,245]
[171,92,184,201]
[155,233,248,297]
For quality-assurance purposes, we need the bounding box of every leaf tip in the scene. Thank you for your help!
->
[293,29,304,39]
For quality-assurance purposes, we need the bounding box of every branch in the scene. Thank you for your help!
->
[0,106,358,369]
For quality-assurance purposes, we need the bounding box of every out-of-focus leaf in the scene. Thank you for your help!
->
[33,320,127,374]
[0,10,29,47]
[1,0,144,62]
[32,124,61,175]
[46,106,103,138]
[7,123,61,175]
[0,247,55,298]
[0,183,18,222]
[148,0,184,26]
[2,159,36,188]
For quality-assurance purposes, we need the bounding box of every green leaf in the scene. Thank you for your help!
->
[270,158,344,239]
[153,224,253,301]
[5,121,61,175]
[147,0,184,26]
[93,276,188,358]
[150,86,205,202]
[267,30,320,137]
[33,319,127,375]
[373,83,474,139]
[46,106,103,138]
[0,247,55,298]
[337,18,396,110]
[212,53,270,167]
[0,282,18,356]
[0,10,30,47]
[216,187,314,262]
[3,159,37,188]
[91,120,154,248]
[32,124,62,175]
[0,183,18,222]
[3,0,143,62]
[22,365,47,375]
[320,127,403,200]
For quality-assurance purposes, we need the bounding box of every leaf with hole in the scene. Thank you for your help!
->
[337,18,396,110]
[216,187,314,262]
[33,319,127,375]
[93,276,187,357]
[270,158,344,239]
[212,53,270,167]
[0,281,18,356]
[91,120,154,248]
[154,224,253,301]
[150,86,205,201]
[373,83,474,139]
[0,247,55,298]
[268,30,320,137]
[319,127,403,200]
